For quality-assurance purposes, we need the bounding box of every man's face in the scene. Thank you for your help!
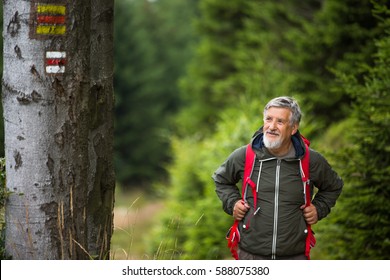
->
[263,107,298,150]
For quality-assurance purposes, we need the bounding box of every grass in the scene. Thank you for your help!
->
[110,187,165,260]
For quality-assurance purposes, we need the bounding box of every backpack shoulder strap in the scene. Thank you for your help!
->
[242,144,256,196]
[226,144,256,260]
[300,135,310,207]
[300,135,316,259]
[242,144,257,218]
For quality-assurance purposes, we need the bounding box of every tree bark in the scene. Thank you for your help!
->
[2,0,115,259]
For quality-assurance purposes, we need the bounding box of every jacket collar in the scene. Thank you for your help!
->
[251,127,306,159]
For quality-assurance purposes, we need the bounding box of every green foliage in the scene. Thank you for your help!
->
[176,0,384,138]
[317,13,390,258]
[177,0,254,136]
[114,0,198,187]
[280,0,384,136]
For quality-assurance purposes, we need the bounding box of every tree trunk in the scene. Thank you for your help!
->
[2,0,115,259]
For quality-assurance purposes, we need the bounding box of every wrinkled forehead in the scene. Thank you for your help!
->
[264,106,293,120]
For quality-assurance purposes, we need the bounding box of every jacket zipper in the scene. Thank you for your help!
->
[272,159,281,259]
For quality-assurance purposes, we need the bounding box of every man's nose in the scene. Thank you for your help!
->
[269,120,277,130]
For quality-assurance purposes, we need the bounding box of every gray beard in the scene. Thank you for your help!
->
[263,134,282,150]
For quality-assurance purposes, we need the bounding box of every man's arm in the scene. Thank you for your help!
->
[310,150,344,220]
[212,146,246,215]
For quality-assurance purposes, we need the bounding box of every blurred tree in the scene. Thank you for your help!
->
[282,0,384,135]
[177,0,253,136]
[315,1,390,259]
[177,0,385,137]
[114,0,198,188]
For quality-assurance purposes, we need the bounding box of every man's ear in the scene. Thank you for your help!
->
[291,124,298,135]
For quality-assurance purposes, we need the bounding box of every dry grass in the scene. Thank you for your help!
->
[110,189,165,260]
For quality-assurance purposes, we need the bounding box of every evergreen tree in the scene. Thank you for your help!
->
[177,0,254,136]
[283,0,383,134]
[114,0,198,187]
[317,2,390,259]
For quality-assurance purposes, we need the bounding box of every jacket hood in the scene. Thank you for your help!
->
[251,127,307,158]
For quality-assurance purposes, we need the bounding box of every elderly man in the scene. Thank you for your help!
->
[212,96,343,260]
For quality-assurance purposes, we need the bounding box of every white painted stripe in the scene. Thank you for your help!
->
[46,65,65,73]
[46,51,66,59]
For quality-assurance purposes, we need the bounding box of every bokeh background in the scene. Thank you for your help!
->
[1,0,389,260]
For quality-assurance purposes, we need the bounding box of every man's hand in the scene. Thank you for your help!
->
[300,203,318,225]
[233,200,250,220]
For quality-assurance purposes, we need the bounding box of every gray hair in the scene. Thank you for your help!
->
[263,96,302,125]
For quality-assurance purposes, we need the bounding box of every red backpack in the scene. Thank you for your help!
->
[226,136,316,259]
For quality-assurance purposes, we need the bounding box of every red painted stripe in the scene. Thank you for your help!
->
[37,15,66,24]
[46,59,67,66]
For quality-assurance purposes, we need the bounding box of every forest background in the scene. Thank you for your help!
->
[1,0,389,260]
